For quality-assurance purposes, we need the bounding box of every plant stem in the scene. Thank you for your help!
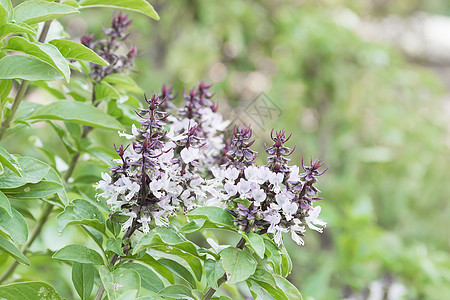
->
[0,81,29,141]
[0,17,54,141]
[203,237,246,300]
[0,203,53,284]
[94,221,138,300]
[64,126,93,181]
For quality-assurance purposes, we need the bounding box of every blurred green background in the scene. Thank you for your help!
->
[4,0,450,299]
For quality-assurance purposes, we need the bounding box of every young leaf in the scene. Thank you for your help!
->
[27,100,124,130]
[244,232,265,259]
[0,156,49,189]
[57,199,105,234]
[79,0,159,20]
[133,227,200,257]
[103,73,143,94]
[264,239,282,275]
[187,206,235,228]
[44,167,68,206]
[94,81,120,101]
[158,258,196,288]
[246,279,268,300]
[157,285,195,300]
[251,268,288,300]
[49,39,108,66]
[106,237,124,256]
[0,55,62,81]
[0,147,21,177]
[273,274,303,300]
[14,0,78,24]
[281,248,293,277]
[72,262,95,300]
[6,36,71,82]
[2,180,63,199]
[220,247,257,285]
[0,281,63,299]
[0,191,12,216]
[0,0,12,23]
[139,254,174,284]
[0,207,28,244]
[204,259,225,290]
[155,247,203,282]
[52,244,104,265]
[0,234,30,265]
[0,23,37,41]
[120,262,165,292]
[99,266,141,300]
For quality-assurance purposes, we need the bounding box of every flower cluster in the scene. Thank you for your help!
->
[165,82,230,173]
[81,11,137,82]
[95,82,327,246]
[208,127,327,246]
[95,93,207,233]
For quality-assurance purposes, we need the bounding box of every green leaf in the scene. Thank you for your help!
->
[220,247,257,285]
[0,234,30,265]
[95,81,120,101]
[52,244,104,265]
[120,262,165,292]
[133,227,200,257]
[57,199,105,234]
[44,167,68,206]
[14,0,78,24]
[0,207,28,244]
[99,266,141,300]
[155,247,203,282]
[0,0,12,23]
[179,218,207,234]
[281,247,293,277]
[139,253,174,284]
[251,268,288,300]
[2,180,63,199]
[204,259,225,290]
[106,237,124,256]
[158,285,194,300]
[0,23,37,41]
[0,156,49,189]
[264,239,282,275]
[82,226,104,252]
[158,258,196,288]
[133,227,203,281]
[0,147,21,177]
[103,73,143,94]
[0,55,62,81]
[273,274,303,300]
[0,281,63,299]
[0,191,11,216]
[187,206,235,228]
[28,100,124,130]
[72,262,95,300]
[0,79,12,107]
[6,36,71,82]
[245,232,265,259]
[247,279,268,300]
[49,39,108,66]
[79,0,159,20]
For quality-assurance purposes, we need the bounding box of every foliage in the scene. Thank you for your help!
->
[1,1,449,300]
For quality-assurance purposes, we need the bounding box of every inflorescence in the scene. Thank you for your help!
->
[81,11,137,82]
[95,82,327,246]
